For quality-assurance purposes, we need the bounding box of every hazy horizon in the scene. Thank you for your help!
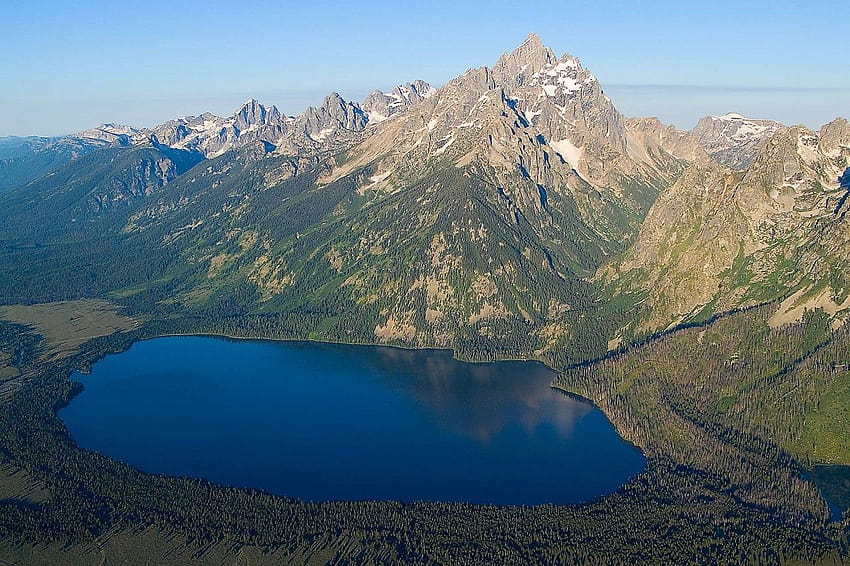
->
[2,84,847,138]
[2,0,847,136]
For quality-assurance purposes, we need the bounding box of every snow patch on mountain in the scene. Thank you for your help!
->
[530,59,584,98]
[550,138,583,168]
[692,113,784,169]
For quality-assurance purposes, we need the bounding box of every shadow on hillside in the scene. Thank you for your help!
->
[808,464,850,522]
[834,167,850,215]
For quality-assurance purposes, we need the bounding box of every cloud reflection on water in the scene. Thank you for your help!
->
[358,346,594,444]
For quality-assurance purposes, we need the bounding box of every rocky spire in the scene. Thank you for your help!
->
[492,32,558,89]
[234,99,281,130]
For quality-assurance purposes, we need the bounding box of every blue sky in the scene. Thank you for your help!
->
[1,0,847,136]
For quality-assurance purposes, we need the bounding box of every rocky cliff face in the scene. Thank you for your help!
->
[603,117,850,333]
[88,152,187,213]
[692,113,784,170]
[320,34,698,273]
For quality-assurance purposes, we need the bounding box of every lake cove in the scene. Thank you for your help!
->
[60,336,645,504]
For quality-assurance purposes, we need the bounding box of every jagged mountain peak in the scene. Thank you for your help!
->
[508,32,555,65]
[8,35,848,357]
[492,33,558,89]
[322,92,346,105]
[523,31,542,46]
[327,32,702,199]
[235,98,281,130]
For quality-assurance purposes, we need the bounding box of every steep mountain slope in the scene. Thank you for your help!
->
[692,112,784,169]
[162,33,696,356]
[322,34,699,273]
[2,34,847,364]
[603,118,850,334]
[0,34,695,364]
[0,142,204,240]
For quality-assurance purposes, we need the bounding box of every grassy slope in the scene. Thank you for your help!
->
[0,301,140,359]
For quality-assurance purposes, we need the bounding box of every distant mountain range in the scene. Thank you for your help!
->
[0,80,436,190]
[0,32,847,364]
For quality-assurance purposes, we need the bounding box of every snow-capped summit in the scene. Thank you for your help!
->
[361,80,436,123]
[138,80,434,159]
[692,113,784,169]
[73,123,140,145]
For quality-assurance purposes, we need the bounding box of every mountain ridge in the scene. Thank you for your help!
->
[0,34,848,358]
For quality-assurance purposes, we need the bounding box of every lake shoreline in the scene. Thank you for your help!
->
[61,334,647,506]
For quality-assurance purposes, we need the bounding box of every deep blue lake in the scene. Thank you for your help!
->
[59,336,645,505]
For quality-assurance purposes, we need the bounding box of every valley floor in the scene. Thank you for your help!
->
[0,301,849,565]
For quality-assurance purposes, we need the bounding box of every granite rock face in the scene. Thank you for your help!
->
[692,113,784,170]
[319,33,704,274]
[604,118,850,332]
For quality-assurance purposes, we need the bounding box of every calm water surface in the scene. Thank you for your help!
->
[60,336,645,504]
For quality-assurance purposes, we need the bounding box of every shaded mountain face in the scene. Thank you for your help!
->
[603,118,850,334]
[0,130,135,192]
[0,143,204,238]
[692,113,784,170]
[0,136,57,161]
[0,81,435,193]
